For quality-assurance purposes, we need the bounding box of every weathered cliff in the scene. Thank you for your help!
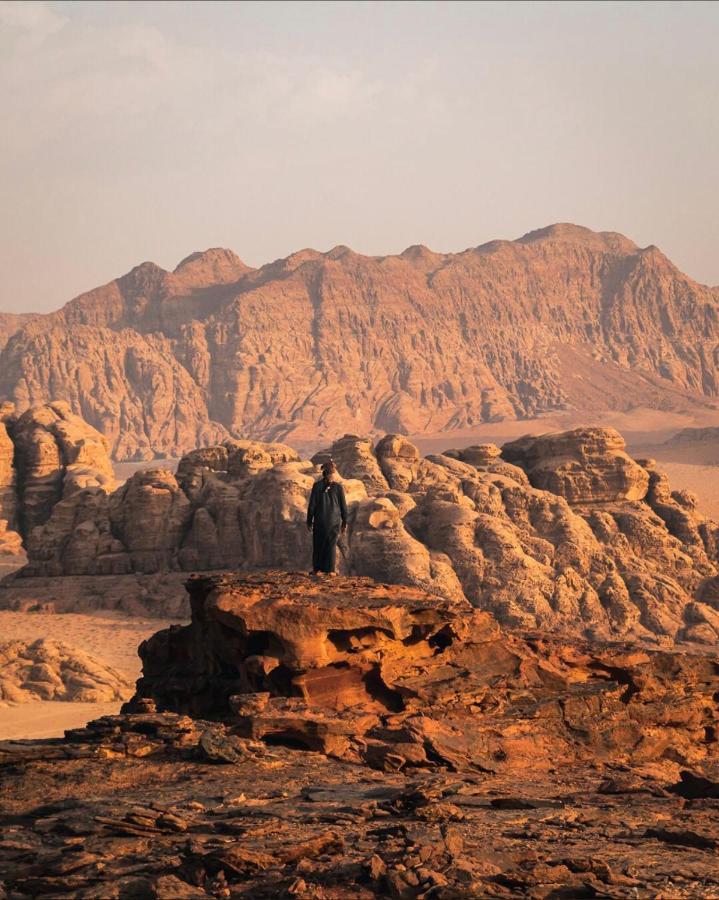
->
[0,400,116,564]
[1,226,718,459]
[20,425,719,645]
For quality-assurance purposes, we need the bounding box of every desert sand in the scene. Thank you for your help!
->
[0,610,184,740]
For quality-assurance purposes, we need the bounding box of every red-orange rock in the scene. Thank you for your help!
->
[129,571,719,775]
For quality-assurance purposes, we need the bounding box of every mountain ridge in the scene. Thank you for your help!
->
[0,224,717,460]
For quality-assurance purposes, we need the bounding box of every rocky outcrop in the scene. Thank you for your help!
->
[130,571,719,775]
[0,404,21,560]
[2,226,719,459]
[0,572,719,900]
[12,401,115,535]
[502,426,650,503]
[2,571,719,898]
[19,426,719,644]
[0,401,115,564]
[0,638,132,705]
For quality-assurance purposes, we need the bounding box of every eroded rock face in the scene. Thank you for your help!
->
[12,401,116,536]
[1,226,718,459]
[2,570,719,897]
[502,427,650,502]
[0,401,116,565]
[0,638,132,705]
[311,434,389,495]
[20,427,719,644]
[130,571,719,775]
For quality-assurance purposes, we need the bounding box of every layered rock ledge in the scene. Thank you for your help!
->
[2,572,719,898]
[128,572,719,774]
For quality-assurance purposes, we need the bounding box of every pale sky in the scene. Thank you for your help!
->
[1,0,718,313]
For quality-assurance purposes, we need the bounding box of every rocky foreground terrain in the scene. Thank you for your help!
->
[3,406,719,895]
[1,571,719,898]
[12,411,719,646]
[1,224,718,459]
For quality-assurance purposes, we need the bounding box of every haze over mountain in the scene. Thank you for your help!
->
[0,223,717,460]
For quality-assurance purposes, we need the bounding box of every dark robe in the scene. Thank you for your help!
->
[307,478,348,573]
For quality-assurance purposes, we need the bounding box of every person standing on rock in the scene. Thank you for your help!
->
[307,460,347,576]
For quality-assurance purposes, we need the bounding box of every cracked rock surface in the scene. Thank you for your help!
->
[1,571,719,898]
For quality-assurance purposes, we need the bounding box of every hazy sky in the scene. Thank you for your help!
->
[1,1,718,313]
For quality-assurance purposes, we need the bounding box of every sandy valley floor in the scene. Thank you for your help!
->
[0,611,185,740]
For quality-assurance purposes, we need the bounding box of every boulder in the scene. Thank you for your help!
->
[311,434,389,495]
[502,427,649,503]
[109,470,191,573]
[0,638,133,705]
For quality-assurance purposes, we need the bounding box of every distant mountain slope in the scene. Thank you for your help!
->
[0,313,38,352]
[0,227,717,460]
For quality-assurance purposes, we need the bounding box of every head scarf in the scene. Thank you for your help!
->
[321,459,337,489]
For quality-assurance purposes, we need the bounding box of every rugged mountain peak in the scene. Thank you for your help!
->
[1,223,718,459]
[399,244,446,267]
[172,247,250,288]
[118,260,168,292]
[325,244,356,261]
[259,248,325,279]
[517,222,639,254]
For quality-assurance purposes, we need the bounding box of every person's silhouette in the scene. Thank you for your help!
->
[306,460,347,575]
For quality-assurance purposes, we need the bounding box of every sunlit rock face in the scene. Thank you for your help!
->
[1,226,719,460]
[128,570,719,775]
[20,426,719,645]
[0,401,116,566]
[0,638,133,705]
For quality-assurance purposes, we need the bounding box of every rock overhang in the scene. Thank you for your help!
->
[128,570,719,775]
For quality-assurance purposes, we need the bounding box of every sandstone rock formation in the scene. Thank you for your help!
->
[502,426,650,503]
[2,574,719,897]
[0,638,132,705]
[21,426,719,645]
[130,571,719,777]
[2,226,718,459]
[0,400,116,565]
